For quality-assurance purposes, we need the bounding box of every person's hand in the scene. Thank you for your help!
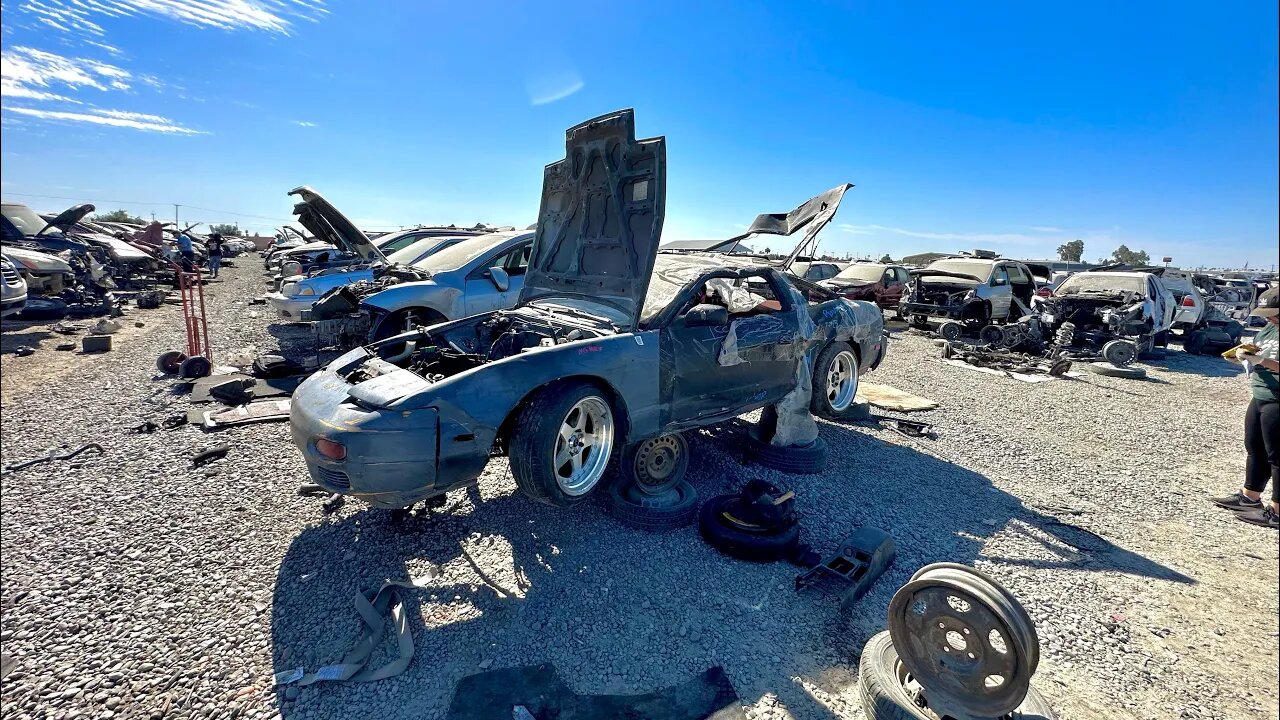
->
[1236,351,1258,365]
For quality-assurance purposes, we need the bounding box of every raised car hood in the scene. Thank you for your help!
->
[287,187,387,264]
[520,109,666,329]
[39,203,95,236]
[727,184,853,271]
[909,269,983,283]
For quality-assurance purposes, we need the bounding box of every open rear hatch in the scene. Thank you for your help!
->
[38,203,96,236]
[520,109,666,330]
[288,187,387,264]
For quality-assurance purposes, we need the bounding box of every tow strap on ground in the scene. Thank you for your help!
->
[273,576,433,687]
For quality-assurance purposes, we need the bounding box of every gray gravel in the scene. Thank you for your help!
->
[1,262,1276,720]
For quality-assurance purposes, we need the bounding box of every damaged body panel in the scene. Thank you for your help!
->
[289,110,885,509]
[1028,271,1174,358]
[901,257,1037,328]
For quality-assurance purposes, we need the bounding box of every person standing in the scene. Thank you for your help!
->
[206,232,224,278]
[1213,287,1280,529]
[176,230,196,272]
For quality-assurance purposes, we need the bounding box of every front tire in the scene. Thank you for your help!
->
[510,382,617,507]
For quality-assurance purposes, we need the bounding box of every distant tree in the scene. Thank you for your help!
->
[1056,239,1085,262]
[1110,244,1151,265]
[208,223,243,236]
[93,209,144,224]
[879,253,893,263]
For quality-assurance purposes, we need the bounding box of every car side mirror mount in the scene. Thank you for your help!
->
[685,303,729,326]
[487,266,510,292]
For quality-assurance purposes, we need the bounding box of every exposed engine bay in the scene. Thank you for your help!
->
[1035,290,1151,349]
[309,266,433,322]
[342,307,614,385]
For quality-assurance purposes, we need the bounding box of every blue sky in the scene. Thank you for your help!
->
[2,1,1277,269]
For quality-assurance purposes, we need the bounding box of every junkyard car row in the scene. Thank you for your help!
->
[3,109,1276,720]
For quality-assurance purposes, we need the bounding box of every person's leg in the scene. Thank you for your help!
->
[1215,399,1268,509]
[1243,399,1270,501]
[1237,399,1280,528]
[209,255,221,277]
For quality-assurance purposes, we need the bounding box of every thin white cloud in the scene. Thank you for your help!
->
[1029,226,1064,233]
[836,223,874,235]
[526,71,584,106]
[1,46,134,99]
[12,0,326,37]
[846,224,1051,246]
[4,105,202,134]
[292,120,316,127]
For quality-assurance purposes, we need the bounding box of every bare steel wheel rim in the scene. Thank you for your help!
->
[826,350,858,411]
[888,568,1035,717]
[633,435,683,494]
[554,397,614,496]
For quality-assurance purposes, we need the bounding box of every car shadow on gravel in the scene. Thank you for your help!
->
[1149,351,1243,378]
[267,419,1193,719]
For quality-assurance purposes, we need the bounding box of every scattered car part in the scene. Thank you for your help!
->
[619,433,690,495]
[55,342,75,351]
[1081,361,1147,379]
[13,345,35,356]
[135,289,165,309]
[81,335,112,353]
[744,422,828,475]
[132,420,160,434]
[321,493,346,514]
[607,478,699,531]
[445,664,745,720]
[795,526,896,608]
[886,563,1040,718]
[857,631,1057,720]
[208,377,256,405]
[868,414,935,439]
[938,321,965,342]
[191,444,230,466]
[159,261,212,377]
[978,324,1004,345]
[1100,339,1136,366]
[251,354,307,378]
[157,350,187,375]
[2,443,104,473]
[201,399,292,429]
[698,481,801,562]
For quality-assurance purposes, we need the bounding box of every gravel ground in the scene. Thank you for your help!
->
[1,260,1276,720]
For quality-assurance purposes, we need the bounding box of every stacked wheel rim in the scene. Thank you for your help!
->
[887,563,1038,718]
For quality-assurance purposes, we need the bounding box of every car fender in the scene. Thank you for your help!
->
[397,330,662,447]
[361,278,463,318]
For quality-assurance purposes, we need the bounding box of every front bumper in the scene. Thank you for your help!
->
[289,366,446,508]
[1,294,27,318]
[266,292,316,321]
[900,301,962,319]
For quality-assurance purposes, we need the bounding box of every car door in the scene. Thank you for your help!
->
[880,267,906,306]
[1147,275,1175,331]
[987,264,1011,319]
[463,240,532,315]
[663,273,802,424]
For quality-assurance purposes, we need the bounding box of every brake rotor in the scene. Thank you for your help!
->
[888,564,1038,717]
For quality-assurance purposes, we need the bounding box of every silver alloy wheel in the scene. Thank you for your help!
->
[553,396,614,496]
[826,350,858,411]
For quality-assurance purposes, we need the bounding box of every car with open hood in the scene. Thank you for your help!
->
[289,110,885,511]
[1,253,28,318]
[900,254,1038,330]
[265,191,487,320]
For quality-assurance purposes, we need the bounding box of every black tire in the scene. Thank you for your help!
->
[978,324,1004,345]
[157,350,187,375]
[858,631,1057,720]
[1154,330,1170,348]
[1184,330,1208,355]
[178,355,212,379]
[961,302,990,331]
[369,306,446,342]
[745,424,829,475]
[608,479,699,531]
[698,494,800,562]
[1082,361,1146,379]
[937,321,964,342]
[909,314,930,330]
[509,381,617,507]
[619,433,689,496]
[810,341,861,420]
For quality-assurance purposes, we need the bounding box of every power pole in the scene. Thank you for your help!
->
[174,204,180,226]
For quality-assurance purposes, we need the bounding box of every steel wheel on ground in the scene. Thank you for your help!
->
[620,433,689,496]
[887,564,1038,718]
[608,478,699,531]
[938,321,965,342]
[1100,339,1136,366]
[811,342,860,419]
[978,324,1005,346]
[510,382,616,506]
[157,350,187,375]
[858,631,1057,720]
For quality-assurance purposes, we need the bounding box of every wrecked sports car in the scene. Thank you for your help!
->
[1029,271,1174,364]
[290,110,884,510]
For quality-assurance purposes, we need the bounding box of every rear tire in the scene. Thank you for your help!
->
[510,382,617,507]
[810,342,860,419]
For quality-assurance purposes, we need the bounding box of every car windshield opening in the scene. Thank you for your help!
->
[1058,274,1145,294]
[834,265,884,281]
